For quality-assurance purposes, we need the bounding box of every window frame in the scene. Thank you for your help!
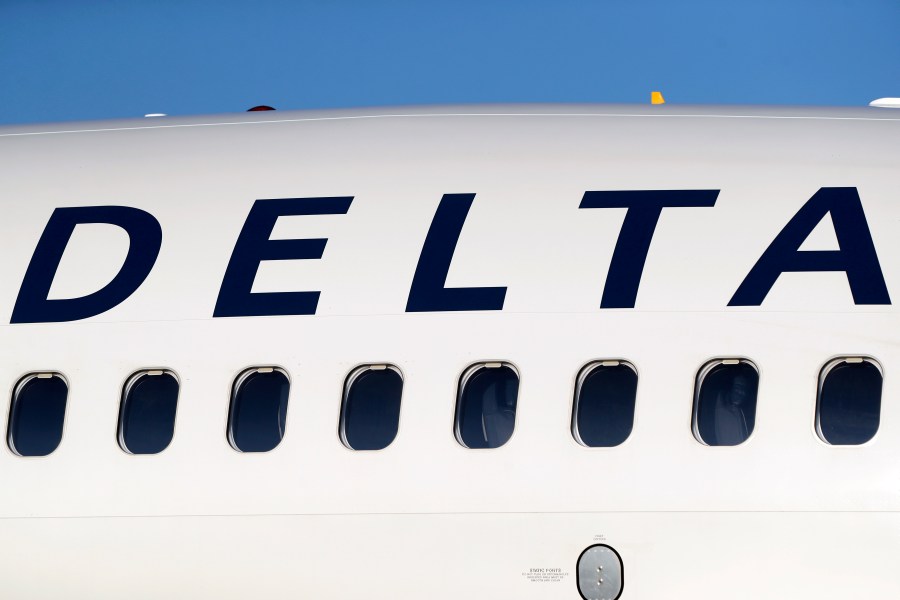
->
[227,366,291,453]
[117,368,180,455]
[571,359,638,448]
[339,363,404,451]
[7,371,69,458]
[691,358,760,447]
[453,361,520,450]
[815,356,883,446]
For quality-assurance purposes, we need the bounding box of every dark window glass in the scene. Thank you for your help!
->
[341,366,403,451]
[8,373,68,457]
[693,360,759,446]
[455,363,519,449]
[228,368,290,452]
[573,361,637,447]
[119,371,179,454]
[817,359,882,445]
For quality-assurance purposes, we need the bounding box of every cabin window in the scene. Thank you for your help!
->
[228,367,290,452]
[816,358,882,445]
[340,365,403,451]
[118,370,179,454]
[8,373,68,457]
[693,359,759,446]
[455,362,519,449]
[572,361,637,447]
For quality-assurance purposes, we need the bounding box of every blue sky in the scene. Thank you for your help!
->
[1,0,898,124]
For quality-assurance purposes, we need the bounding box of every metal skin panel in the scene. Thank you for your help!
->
[0,106,898,598]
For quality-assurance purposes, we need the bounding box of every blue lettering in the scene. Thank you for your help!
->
[729,187,890,306]
[11,206,162,323]
[406,193,506,312]
[580,190,719,308]
[214,197,353,317]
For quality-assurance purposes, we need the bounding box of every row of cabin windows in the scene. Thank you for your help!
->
[5,357,884,457]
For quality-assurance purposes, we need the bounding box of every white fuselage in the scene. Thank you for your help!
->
[0,105,898,598]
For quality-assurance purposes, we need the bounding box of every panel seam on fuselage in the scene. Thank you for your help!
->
[0,510,897,520]
[2,112,899,138]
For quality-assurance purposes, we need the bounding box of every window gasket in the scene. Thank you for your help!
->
[571,359,638,448]
[339,363,404,451]
[227,366,291,453]
[453,361,520,449]
[117,368,180,455]
[815,356,883,446]
[7,371,69,458]
[691,358,759,446]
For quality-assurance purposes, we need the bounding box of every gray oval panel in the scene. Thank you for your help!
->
[577,544,623,600]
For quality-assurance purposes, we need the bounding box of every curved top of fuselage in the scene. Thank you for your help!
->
[2,103,899,136]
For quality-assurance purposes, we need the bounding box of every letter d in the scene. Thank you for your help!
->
[11,206,162,323]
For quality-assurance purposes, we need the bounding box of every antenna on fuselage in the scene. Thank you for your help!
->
[869,98,900,108]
